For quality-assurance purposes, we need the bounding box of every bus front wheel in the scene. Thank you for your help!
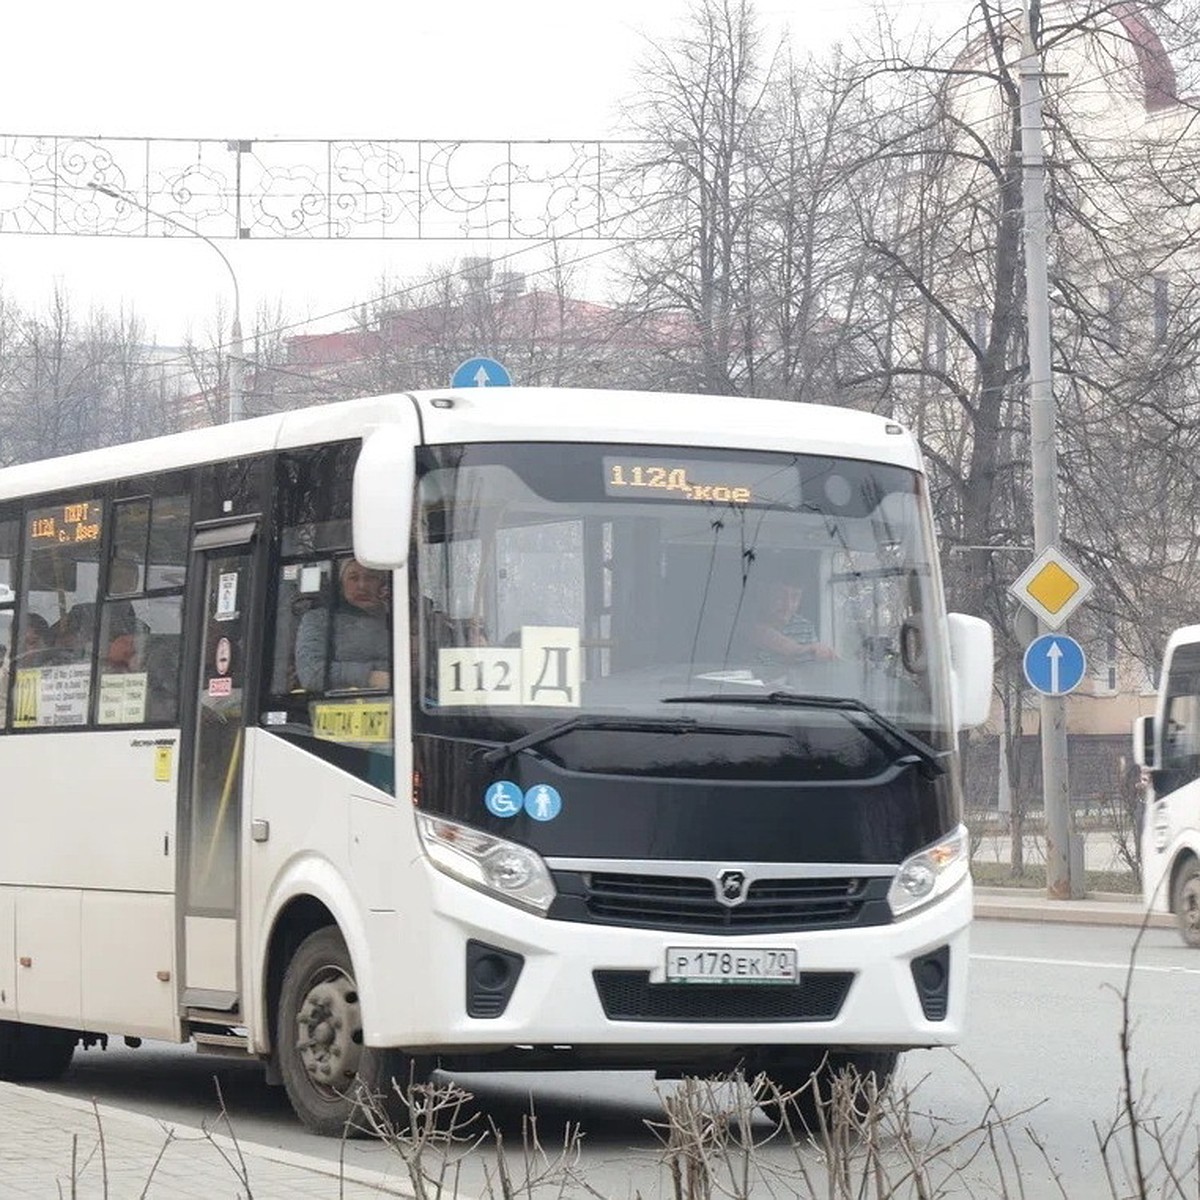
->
[0,1020,76,1081]
[1173,859,1200,948]
[277,926,427,1137]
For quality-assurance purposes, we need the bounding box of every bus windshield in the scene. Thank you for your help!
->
[415,442,952,744]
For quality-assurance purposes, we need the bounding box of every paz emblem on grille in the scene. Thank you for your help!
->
[716,869,748,907]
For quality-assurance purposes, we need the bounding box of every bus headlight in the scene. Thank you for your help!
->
[887,825,969,918]
[415,813,556,914]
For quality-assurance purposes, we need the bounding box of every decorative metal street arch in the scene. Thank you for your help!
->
[0,134,643,241]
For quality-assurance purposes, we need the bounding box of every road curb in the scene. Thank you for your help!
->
[973,889,1173,929]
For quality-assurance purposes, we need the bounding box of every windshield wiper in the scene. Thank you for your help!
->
[481,715,700,766]
[659,690,945,777]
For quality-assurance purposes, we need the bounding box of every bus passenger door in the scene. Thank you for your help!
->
[178,523,258,1015]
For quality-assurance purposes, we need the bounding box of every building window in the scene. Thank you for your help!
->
[1153,276,1170,344]
[1103,283,1123,350]
[1141,660,1161,696]
[1092,623,1118,696]
[972,308,989,352]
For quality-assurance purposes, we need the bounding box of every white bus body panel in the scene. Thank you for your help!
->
[1142,625,1200,917]
[0,729,181,1038]
[81,892,176,1038]
[1142,826,1200,916]
[0,889,13,1018]
[14,887,80,1026]
[0,732,177,891]
[242,729,407,1053]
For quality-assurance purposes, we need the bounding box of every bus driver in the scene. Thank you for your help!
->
[746,575,837,673]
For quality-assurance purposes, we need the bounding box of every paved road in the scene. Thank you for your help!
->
[29,918,1198,1199]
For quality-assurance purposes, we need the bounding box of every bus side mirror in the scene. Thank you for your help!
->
[353,422,416,569]
[947,613,993,729]
[1133,714,1157,770]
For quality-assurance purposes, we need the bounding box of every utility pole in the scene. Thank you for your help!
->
[1019,0,1074,899]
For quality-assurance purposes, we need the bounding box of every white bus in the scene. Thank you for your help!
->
[0,388,992,1134]
[1134,625,1200,945]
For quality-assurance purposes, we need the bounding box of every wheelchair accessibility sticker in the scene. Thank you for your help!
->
[484,780,523,818]
[524,784,562,822]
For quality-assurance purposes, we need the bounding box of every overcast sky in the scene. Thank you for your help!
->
[0,0,903,349]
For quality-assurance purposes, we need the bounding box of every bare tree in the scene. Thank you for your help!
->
[618,0,776,394]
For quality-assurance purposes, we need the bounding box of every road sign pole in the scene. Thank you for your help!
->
[1020,3,1074,900]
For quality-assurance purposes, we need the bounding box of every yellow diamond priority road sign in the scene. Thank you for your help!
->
[1009,546,1094,630]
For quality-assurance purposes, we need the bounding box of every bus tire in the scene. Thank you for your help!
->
[0,1020,77,1081]
[278,926,428,1137]
[761,1049,899,1129]
[1173,858,1200,948]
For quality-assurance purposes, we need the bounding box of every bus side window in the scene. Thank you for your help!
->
[0,517,15,731]
[269,560,333,695]
[17,499,104,728]
[94,495,189,728]
[293,558,390,693]
[0,607,11,732]
[1162,648,1200,789]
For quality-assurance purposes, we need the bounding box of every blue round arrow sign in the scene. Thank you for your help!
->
[1023,634,1087,696]
[451,356,512,388]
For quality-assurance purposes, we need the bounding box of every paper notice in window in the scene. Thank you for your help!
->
[97,672,148,725]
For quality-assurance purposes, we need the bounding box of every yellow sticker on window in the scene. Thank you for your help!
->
[12,668,40,727]
[311,701,393,745]
[154,746,173,782]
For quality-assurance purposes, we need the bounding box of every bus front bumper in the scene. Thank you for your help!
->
[366,865,973,1055]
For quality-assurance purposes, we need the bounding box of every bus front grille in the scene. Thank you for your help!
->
[593,970,853,1022]
[549,871,892,933]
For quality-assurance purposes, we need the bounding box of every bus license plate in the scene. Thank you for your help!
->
[666,947,798,984]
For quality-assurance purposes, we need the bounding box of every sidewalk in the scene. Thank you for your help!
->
[973,885,1173,929]
[0,1080,413,1198]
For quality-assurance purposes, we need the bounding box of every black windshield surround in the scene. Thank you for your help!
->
[412,442,961,866]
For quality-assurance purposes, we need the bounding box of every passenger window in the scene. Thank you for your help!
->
[270,559,334,694]
[0,518,15,730]
[292,557,391,694]
[97,594,184,725]
[96,496,188,726]
[146,494,190,591]
[0,608,10,731]
[1162,645,1200,789]
[15,499,104,727]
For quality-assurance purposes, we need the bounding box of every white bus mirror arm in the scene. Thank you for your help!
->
[947,613,993,730]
